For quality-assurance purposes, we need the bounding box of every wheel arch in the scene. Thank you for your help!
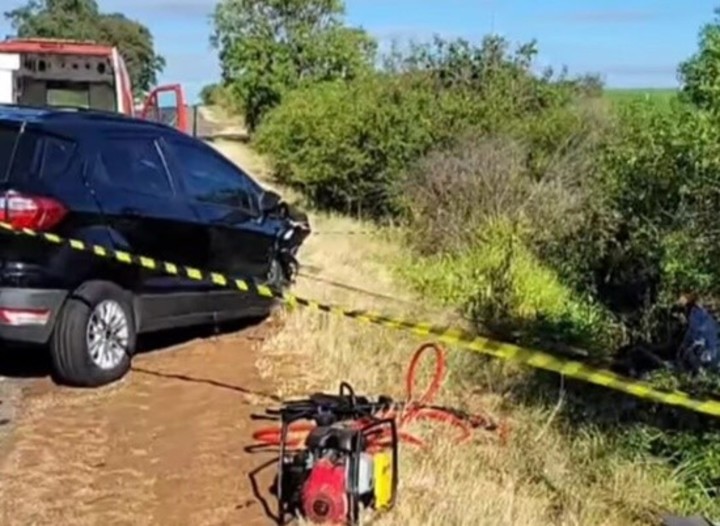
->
[69,278,140,332]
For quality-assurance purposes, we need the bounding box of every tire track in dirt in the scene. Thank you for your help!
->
[0,321,280,526]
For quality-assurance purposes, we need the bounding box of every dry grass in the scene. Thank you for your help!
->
[213,135,679,526]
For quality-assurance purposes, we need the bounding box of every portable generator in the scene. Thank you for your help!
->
[254,383,399,525]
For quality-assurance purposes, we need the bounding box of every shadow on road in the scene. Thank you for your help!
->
[247,457,282,524]
[0,316,268,382]
[131,366,281,402]
[0,345,50,379]
[135,317,267,355]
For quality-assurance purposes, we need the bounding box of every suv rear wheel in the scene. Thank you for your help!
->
[50,281,136,387]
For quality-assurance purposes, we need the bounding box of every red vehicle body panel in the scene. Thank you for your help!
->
[0,38,114,56]
[0,38,188,132]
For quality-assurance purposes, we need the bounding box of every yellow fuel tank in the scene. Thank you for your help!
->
[373,451,394,510]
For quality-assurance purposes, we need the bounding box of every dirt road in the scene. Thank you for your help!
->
[0,320,281,526]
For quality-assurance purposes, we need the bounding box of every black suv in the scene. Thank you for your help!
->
[0,105,310,387]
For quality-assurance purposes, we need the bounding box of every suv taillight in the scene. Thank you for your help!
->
[0,191,68,231]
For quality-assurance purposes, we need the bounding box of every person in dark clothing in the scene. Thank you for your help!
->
[674,293,720,374]
[613,292,720,378]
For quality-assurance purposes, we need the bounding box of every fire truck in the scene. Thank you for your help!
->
[0,37,189,132]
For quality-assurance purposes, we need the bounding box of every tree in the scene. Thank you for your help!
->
[199,83,220,105]
[98,13,165,97]
[211,0,376,131]
[4,0,165,96]
[679,7,720,112]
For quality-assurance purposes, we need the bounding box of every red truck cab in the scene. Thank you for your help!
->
[0,37,187,132]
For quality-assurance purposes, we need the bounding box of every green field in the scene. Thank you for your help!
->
[604,87,678,105]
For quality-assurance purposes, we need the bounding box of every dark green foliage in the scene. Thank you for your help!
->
[199,83,220,106]
[225,2,720,516]
[254,35,597,217]
[4,0,165,96]
[211,0,376,131]
[680,7,720,112]
[255,75,445,216]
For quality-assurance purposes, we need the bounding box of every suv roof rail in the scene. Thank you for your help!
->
[0,102,125,116]
[42,105,133,119]
[0,103,173,129]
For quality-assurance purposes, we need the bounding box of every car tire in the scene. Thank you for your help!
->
[49,281,136,387]
[257,258,288,321]
[267,257,289,291]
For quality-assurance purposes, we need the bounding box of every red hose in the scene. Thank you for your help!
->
[251,342,508,452]
[404,342,445,406]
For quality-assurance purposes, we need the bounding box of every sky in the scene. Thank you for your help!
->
[0,0,718,103]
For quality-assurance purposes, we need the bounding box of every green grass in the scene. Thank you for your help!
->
[604,88,678,106]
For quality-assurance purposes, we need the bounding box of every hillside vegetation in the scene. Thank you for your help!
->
[213,139,668,526]
[209,0,720,519]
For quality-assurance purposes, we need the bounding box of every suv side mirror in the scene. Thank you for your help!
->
[259,190,282,214]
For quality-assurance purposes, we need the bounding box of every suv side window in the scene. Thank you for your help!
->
[93,136,173,197]
[0,124,20,181]
[164,137,258,212]
[2,127,76,182]
[5,129,39,181]
[39,135,76,180]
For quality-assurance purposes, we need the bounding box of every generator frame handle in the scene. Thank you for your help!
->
[345,418,399,525]
[275,413,303,525]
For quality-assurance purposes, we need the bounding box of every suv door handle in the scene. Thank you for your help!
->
[122,207,142,217]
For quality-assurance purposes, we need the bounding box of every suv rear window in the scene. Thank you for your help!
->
[0,124,76,183]
[0,123,21,182]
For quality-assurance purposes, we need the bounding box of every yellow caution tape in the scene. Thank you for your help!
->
[2,221,720,418]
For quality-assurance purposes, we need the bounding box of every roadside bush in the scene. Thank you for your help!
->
[398,136,529,255]
[393,49,720,517]
[200,82,244,114]
[400,102,610,254]
[533,98,720,517]
[199,83,219,105]
[254,75,444,217]
[255,35,597,218]
[398,103,622,349]
[574,100,720,339]
[400,218,623,356]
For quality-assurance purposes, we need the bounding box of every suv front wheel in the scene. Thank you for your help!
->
[50,281,136,387]
[267,257,288,290]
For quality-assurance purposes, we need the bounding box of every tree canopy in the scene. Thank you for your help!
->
[679,6,720,111]
[212,0,376,130]
[4,0,165,96]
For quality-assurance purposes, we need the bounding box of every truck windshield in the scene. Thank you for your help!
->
[47,86,90,109]
[16,80,116,112]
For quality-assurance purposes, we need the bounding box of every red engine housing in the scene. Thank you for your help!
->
[301,458,348,524]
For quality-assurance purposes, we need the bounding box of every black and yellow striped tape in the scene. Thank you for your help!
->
[2,221,720,418]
